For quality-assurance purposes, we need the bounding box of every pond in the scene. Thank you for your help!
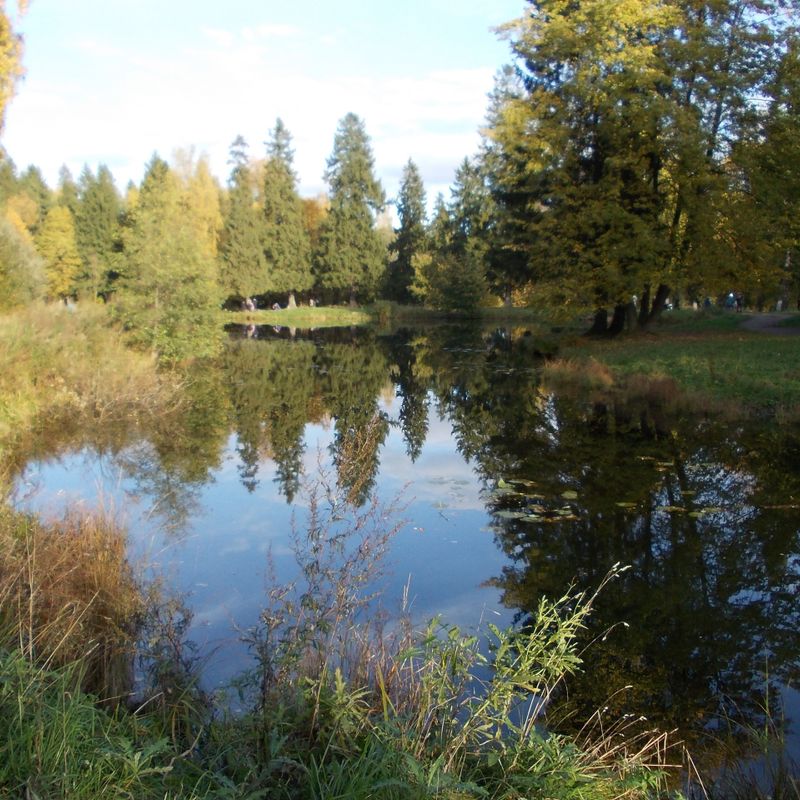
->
[11,323,800,773]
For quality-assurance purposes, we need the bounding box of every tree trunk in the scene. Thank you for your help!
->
[638,285,651,327]
[624,301,638,332]
[287,291,297,309]
[349,286,357,307]
[587,308,608,336]
[608,304,627,335]
[645,283,671,325]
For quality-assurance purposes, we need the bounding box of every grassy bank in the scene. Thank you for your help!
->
[554,310,800,417]
[225,302,559,332]
[0,303,184,486]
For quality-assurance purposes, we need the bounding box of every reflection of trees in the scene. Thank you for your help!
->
[222,329,391,505]
[384,330,430,462]
[316,337,391,506]
[222,338,316,500]
[414,331,800,751]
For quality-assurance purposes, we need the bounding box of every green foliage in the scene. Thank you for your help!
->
[486,0,797,314]
[218,136,266,301]
[75,164,122,300]
[316,113,387,303]
[35,205,81,301]
[116,154,222,362]
[261,118,313,304]
[0,215,43,309]
[387,158,428,304]
[18,164,52,234]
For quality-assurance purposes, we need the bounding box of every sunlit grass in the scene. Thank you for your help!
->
[0,303,183,483]
[558,314,800,417]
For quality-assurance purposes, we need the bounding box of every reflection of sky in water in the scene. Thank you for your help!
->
[15,396,512,689]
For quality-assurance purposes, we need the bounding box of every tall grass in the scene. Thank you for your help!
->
[0,505,144,701]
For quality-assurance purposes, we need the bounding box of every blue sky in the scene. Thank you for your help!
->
[3,0,524,206]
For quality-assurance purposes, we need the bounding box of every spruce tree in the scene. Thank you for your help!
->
[57,165,80,217]
[218,136,266,303]
[262,118,312,307]
[316,113,386,304]
[388,158,427,304]
[75,164,121,299]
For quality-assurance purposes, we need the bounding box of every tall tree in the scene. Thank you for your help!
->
[315,113,386,304]
[387,158,427,303]
[74,164,121,299]
[261,118,312,307]
[218,136,266,303]
[36,205,81,301]
[56,165,79,217]
[0,216,42,310]
[116,154,221,361]
[17,165,51,234]
[487,0,797,328]
[0,0,27,133]
[178,150,222,259]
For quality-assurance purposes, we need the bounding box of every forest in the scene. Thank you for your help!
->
[1,0,800,355]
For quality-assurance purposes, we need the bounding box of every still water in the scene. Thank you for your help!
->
[12,324,800,767]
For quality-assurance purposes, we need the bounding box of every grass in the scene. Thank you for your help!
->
[554,310,800,417]
[0,302,184,490]
[225,301,559,332]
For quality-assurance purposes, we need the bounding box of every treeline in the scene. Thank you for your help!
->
[2,0,800,342]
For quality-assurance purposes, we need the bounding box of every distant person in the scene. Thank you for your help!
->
[735,292,743,312]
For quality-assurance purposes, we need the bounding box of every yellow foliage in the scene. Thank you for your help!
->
[4,205,32,244]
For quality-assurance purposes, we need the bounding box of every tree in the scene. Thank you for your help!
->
[18,165,51,234]
[315,113,386,304]
[486,0,795,329]
[74,164,121,299]
[36,205,81,301]
[261,118,312,307]
[0,0,27,133]
[387,159,427,303]
[0,215,43,310]
[116,154,221,361]
[173,148,222,259]
[56,165,79,217]
[411,164,489,313]
[218,136,266,303]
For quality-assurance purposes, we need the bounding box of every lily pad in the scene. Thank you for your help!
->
[493,510,528,520]
[615,502,637,509]
[658,505,685,513]
[561,490,579,500]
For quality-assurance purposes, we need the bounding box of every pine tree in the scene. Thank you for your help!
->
[316,113,386,304]
[36,205,81,301]
[116,154,221,361]
[219,136,266,303]
[57,165,80,217]
[388,159,427,303]
[262,118,312,307]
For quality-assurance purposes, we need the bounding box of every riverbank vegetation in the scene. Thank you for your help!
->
[0,480,676,799]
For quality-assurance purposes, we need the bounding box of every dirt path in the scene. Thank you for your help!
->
[740,312,800,336]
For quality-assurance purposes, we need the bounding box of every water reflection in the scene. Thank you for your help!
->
[8,323,800,766]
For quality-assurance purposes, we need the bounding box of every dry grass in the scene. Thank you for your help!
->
[0,505,144,702]
[0,303,183,443]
